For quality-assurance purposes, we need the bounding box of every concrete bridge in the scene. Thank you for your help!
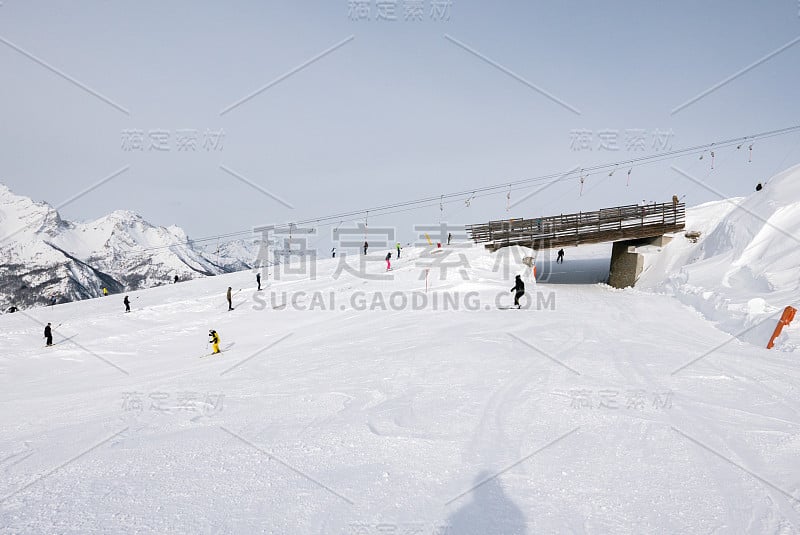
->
[465,201,686,288]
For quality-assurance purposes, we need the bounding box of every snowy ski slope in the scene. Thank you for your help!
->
[1,228,799,533]
[4,165,800,533]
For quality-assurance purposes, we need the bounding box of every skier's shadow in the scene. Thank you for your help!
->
[446,470,527,534]
[53,334,78,347]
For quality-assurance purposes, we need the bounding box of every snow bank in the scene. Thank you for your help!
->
[638,163,800,350]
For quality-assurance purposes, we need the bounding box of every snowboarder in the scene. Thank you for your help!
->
[227,287,233,311]
[396,242,401,259]
[44,323,53,346]
[447,232,452,245]
[209,330,220,354]
[557,249,565,264]
[124,295,130,313]
[363,241,368,255]
[385,252,392,271]
[102,287,108,296]
[331,247,336,259]
[256,272,261,291]
[174,275,179,283]
[756,182,763,192]
[511,275,525,309]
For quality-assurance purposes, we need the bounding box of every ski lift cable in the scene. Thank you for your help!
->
[139,125,800,252]
[141,140,747,253]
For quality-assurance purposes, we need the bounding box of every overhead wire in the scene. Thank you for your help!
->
[142,124,800,253]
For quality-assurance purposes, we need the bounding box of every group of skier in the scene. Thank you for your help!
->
[39,237,555,352]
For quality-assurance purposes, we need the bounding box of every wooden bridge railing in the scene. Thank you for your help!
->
[466,201,685,250]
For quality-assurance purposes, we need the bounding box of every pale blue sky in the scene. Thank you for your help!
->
[1,1,799,251]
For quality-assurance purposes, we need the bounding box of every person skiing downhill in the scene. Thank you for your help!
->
[124,295,130,313]
[511,275,525,309]
[227,287,233,311]
[209,330,220,354]
[256,272,261,291]
[385,252,392,271]
[331,247,336,259]
[44,323,53,346]
[557,249,565,264]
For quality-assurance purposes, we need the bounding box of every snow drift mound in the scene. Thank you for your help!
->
[638,163,800,350]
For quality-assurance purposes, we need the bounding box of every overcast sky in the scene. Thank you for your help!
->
[1,1,799,252]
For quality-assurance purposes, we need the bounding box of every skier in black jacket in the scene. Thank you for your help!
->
[44,323,53,346]
[511,275,525,309]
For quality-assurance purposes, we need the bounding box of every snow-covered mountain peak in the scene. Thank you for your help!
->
[0,184,64,243]
[0,183,256,310]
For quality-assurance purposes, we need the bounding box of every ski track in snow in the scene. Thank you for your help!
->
[1,226,800,532]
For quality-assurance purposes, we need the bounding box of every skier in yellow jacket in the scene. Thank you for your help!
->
[209,330,221,354]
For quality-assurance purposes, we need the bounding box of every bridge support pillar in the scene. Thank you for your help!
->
[607,235,672,288]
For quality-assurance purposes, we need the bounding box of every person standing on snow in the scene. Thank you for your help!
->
[396,242,401,259]
[256,272,261,291]
[331,247,336,259]
[510,275,525,309]
[44,323,53,346]
[363,241,369,255]
[557,249,565,264]
[447,232,452,245]
[227,287,233,311]
[102,287,108,296]
[124,295,130,313]
[385,252,392,271]
[209,330,221,354]
[174,275,179,283]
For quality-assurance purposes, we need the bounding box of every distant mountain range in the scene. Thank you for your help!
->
[0,184,259,310]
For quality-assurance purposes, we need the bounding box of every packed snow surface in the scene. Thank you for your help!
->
[2,165,800,533]
[2,240,799,533]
